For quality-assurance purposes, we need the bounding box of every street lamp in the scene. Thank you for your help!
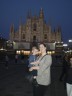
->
[63,44,68,47]
[63,43,68,52]
[68,39,72,50]
[68,39,72,42]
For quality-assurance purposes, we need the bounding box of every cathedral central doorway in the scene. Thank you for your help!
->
[33,36,36,41]
[30,36,38,49]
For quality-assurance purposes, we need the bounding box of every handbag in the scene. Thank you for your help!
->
[32,79,39,87]
[26,74,34,83]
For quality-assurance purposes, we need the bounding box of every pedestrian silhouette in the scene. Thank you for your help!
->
[5,55,9,69]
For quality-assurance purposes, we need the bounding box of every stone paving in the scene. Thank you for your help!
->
[0,57,67,96]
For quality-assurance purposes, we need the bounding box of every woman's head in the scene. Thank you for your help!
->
[39,43,47,53]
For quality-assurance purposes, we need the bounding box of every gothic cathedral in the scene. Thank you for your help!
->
[10,8,62,49]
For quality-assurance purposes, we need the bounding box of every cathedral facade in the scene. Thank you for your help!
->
[10,8,62,50]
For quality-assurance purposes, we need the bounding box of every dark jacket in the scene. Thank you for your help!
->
[66,64,72,84]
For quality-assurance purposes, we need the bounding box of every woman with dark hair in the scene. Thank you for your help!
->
[29,43,52,96]
[66,55,72,96]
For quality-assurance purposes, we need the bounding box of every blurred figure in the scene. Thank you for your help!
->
[5,55,9,69]
[59,54,69,82]
[20,53,24,64]
[66,55,72,96]
[15,54,18,63]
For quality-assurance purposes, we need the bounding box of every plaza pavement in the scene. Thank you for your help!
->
[0,57,67,96]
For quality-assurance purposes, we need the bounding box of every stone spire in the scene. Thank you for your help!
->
[10,24,14,33]
[10,24,14,41]
[27,10,31,19]
[39,8,44,18]
[56,26,61,32]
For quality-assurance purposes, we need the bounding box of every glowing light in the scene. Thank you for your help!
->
[63,44,68,47]
[68,40,72,42]
[16,51,20,54]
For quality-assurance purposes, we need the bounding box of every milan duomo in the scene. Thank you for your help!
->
[10,8,62,50]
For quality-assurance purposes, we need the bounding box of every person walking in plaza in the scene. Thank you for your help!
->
[59,54,69,89]
[29,43,52,96]
[15,54,18,64]
[66,55,72,96]
[59,54,69,82]
[5,55,9,69]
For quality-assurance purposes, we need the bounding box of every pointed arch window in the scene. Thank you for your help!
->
[22,34,25,39]
[44,34,47,39]
[33,23,37,31]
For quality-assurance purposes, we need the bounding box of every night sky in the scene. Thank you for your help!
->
[0,0,72,43]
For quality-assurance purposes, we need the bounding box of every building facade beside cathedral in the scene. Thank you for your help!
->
[10,8,62,50]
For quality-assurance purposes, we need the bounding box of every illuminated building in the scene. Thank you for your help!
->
[10,8,62,50]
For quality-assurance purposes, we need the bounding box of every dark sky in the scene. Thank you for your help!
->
[0,0,72,43]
